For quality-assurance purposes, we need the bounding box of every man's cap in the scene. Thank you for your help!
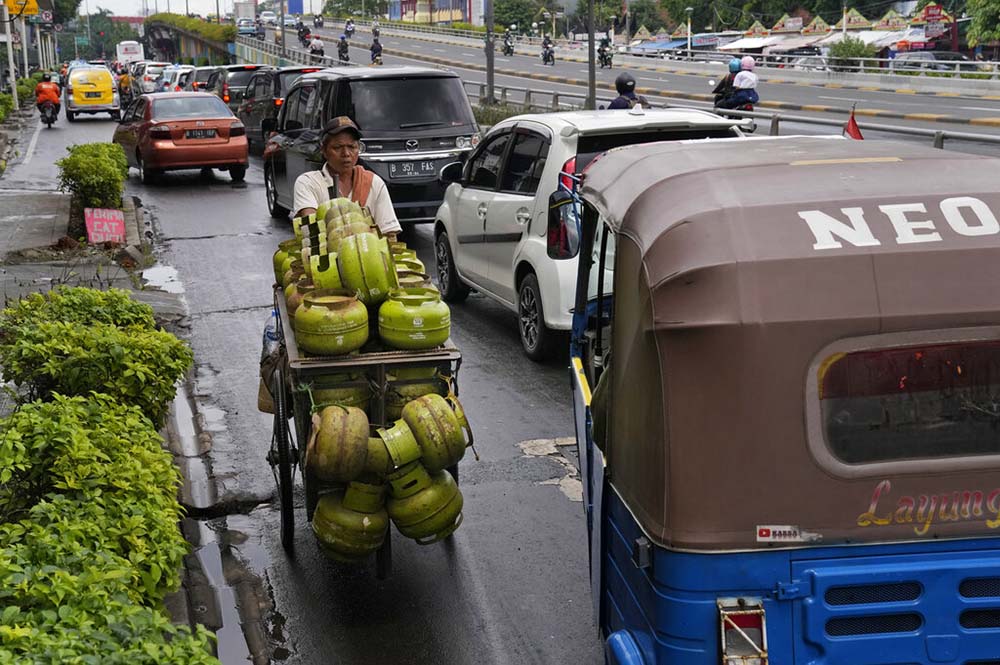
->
[322,116,361,142]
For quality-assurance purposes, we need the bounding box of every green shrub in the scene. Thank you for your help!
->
[199,56,211,65]
[0,287,156,341]
[0,395,219,663]
[16,77,34,88]
[473,102,523,126]
[147,12,236,42]
[16,84,32,105]
[56,142,128,209]
[30,71,44,82]
[0,93,12,122]
[828,36,878,72]
[0,319,193,424]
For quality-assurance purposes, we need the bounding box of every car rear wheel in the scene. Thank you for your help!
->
[230,165,247,182]
[518,272,559,361]
[265,165,289,219]
[65,110,75,122]
[435,230,470,303]
[137,152,159,185]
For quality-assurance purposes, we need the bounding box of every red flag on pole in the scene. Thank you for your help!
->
[844,105,864,140]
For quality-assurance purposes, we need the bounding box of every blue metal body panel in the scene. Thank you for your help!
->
[603,488,1000,665]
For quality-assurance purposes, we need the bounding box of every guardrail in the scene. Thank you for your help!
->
[461,79,1000,151]
[311,17,1000,80]
[234,36,1000,152]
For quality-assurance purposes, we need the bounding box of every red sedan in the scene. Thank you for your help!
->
[113,92,249,183]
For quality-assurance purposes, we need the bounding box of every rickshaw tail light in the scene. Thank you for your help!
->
[718,598,768,664]
[559,156,576,192]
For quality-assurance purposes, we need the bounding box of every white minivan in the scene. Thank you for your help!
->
[434,108,748,359]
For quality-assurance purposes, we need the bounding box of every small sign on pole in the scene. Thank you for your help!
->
[84,208,127,244]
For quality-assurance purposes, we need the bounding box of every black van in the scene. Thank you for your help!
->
[263,66,481,224]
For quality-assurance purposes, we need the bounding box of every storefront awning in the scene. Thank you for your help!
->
[718,36,782,51]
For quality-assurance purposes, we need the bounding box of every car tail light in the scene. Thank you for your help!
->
[559,156,576,193]
[149,124,172,139]
[222,82,230,103]
[229,122,245,137]
[274,97,284,107]
[718,598,768,665]
[192,81,199,89]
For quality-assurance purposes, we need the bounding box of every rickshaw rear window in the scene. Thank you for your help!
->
[820,341,1000,463]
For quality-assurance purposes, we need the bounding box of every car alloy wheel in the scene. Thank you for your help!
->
[518,273,556,361]
[435,230,469,303]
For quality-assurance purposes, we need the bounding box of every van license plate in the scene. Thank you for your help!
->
[389,161,437,179]
[186,129,216,139]
[85,91,102,98]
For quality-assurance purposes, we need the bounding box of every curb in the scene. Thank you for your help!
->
[373,46,1000,127]
[361,26,1000,108]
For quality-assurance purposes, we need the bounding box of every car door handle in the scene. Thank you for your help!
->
[515,208,531,225]
[477,202,488,220]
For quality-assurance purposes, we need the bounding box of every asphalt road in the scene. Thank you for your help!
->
[299,26,1000,144]
[26,113,601,664]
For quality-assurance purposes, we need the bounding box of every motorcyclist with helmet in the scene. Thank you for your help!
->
[338,34,350,62]
[716,55,759,110]
[598,35,612,68]
[608,72,648,109]
[34,73,61,115]
[541,34,555,65]
[309,34,325,62]
[713,57,741,107]
[370,37,383,65]
[345,18,355,38]
[502,27,514,56]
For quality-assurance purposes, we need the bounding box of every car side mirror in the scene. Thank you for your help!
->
[546,190,580,260]
[439,161,463,185]
[261,117,276,135]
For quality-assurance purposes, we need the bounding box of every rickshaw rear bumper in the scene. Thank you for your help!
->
[605,630,645,664]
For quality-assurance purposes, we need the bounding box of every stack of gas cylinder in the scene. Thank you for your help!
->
[271,198,451,356]
[305,393,471,559]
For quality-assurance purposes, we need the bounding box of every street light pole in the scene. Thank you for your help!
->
[484,0,494,104]
[2,4,18,108]
[684,6,692,58]
[585,0,595,108]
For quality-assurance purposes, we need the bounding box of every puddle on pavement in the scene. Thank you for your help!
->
[143,264,185,293]
[519,437,583,502]
[191,520,254,664]
[178,456,220,510]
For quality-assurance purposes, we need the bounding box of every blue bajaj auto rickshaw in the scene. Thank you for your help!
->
[548,136,1000,664]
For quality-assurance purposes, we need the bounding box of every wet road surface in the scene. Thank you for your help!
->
[24,113,602,663]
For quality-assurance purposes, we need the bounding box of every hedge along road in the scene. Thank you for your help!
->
[313,26,1000,132]
[42,113,602,663]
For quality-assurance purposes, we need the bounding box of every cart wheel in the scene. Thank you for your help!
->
[375,531,392,580]
[271,364,296,552]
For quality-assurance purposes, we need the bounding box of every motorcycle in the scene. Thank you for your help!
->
[501,39,514,56]
[598,49,612,68]
[372,54,383,66]
[345,23,355,39]
[541,45,555,65]
[313,15,323,28]
[372,27,380,39]
[39,101,57,128]
[299,31,312,48]
[339,48,350,63]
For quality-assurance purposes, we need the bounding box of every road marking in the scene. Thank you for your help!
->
[818,95,866,102]
[639,76,665,82]
[462,52,476,57]
[903,112,948,120]
[433,48,446,52]
[20,119,43,166]
[969,117,1000,127]
[962,105,1000,111]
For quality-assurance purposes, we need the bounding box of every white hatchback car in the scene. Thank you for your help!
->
[434,108,749,359]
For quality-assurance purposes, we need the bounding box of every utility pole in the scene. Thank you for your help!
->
[841,2,846,35]
[36,24,43,69]
[20,17,27,75]
[2,4,18,107]
[585,0,594,108]
[484,0,494,104]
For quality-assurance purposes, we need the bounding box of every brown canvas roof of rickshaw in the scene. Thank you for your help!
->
[578,135,996,242]
[580,135,1000,550]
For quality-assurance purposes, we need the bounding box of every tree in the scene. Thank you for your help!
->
[625,0,666,34]
[966,0,1000,45]
[828,34,877,71]
[495,0,538,33]
[56,8,140,60]
[323,0,388,18]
